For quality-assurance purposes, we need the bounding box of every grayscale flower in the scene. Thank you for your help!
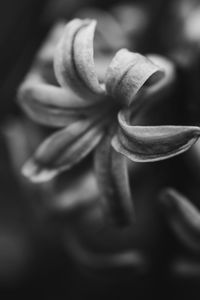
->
[18,19,200,226]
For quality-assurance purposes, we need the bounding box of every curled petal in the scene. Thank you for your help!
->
[54,19,105,101]
[18,83,82,128]
[160,188,200,251]
[145,54,175,101]
[105,49,163,106]
[18,71,107,127]
[22,117,107,182]
[112,111,200,162]
[129,55,176,117]
[94,126,134,226]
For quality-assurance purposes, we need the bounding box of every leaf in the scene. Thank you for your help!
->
[22,117,107,182]
[160,188,200,251]
[94,125,134,226]
[105,49,163,106]
[112,111,200,162]
[54,19,105,101]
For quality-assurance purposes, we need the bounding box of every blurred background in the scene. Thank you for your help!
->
[0,0,200,298]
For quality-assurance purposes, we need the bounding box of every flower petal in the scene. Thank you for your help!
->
[105,49,163,106]
[18,83,81,127]
[18,72,104,127]
[54,19,105,101]
[22,117,107,182]
[94,126,134,226]
[112,111,200,162]
[160,188,200,251]
[66,232,146,272]
[130,55,176,117]
[145,54,175,101]
[77,8,128,53]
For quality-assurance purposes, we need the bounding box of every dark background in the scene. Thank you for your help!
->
[0,0,199,298]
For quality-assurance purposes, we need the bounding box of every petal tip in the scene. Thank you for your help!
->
[159,188,179,210]
[53,17,103,99]
[22,159,57,183]
[106,49,161,106]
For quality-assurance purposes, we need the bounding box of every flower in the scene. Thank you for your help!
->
[18,19,200,226]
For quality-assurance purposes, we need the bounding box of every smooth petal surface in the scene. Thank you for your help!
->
[18,72,106,127]
[112,111,200,162]
[160,188,200,251]
[22,117,107,182]
[54,19,105,101]
[105,49,163,106]
[94,126,134,226]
